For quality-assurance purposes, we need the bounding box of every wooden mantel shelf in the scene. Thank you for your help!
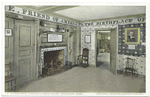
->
[39,44,67,48]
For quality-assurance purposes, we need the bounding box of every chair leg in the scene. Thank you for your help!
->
[134,70,136,77]
[132,70,133,79]
[123,69,126,77]
[136,70,138,77]
[15,79,16,91]
[133,70,135,78]
[123,69,125,76]
[11,81,12,91]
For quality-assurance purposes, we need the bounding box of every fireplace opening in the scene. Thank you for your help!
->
[44,50,64,67]
[42,50,64,75]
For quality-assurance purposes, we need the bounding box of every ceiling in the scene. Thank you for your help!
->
[55,6,146,21]
[17,6,146,22]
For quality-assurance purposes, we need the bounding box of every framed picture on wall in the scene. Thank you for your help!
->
[85,35,91,43]
[125,28,140,45]
[5,29,12,36]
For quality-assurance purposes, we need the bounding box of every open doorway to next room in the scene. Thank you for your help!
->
[96,31,110,70]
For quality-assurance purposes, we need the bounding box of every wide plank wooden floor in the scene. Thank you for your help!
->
[18,67,145,93]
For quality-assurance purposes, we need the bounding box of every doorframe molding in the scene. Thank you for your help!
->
[95,27,118,75]
[14,19,38,86]
[95,29,111,67]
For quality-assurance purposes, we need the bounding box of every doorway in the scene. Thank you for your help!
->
[96,31,110,70]
[96,28,117,74]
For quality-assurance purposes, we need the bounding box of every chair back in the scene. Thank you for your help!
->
[126,58,135,68]
[82,48,89,57]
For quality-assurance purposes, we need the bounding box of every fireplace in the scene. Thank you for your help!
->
[44,50,64,67]
[40,47,67,75]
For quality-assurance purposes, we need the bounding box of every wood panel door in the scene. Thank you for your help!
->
[14,20,36,85]
[110,28,117,74]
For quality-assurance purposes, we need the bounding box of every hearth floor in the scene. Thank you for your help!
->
[18,67,145,93]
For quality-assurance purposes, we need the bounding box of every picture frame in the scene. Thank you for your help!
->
[125,28,140,45]
[85,35,91,43]
[5,29,12,36]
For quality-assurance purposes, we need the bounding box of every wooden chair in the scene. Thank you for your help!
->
[5,62,16,92]
[77,48,89,68]
[124,58,138,78]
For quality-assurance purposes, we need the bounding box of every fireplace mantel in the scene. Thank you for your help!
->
[39,44,67,48]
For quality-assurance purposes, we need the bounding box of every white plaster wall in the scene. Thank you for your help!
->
[117,55,146,75]
[81,25,117,66]
[81,18,146,75]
